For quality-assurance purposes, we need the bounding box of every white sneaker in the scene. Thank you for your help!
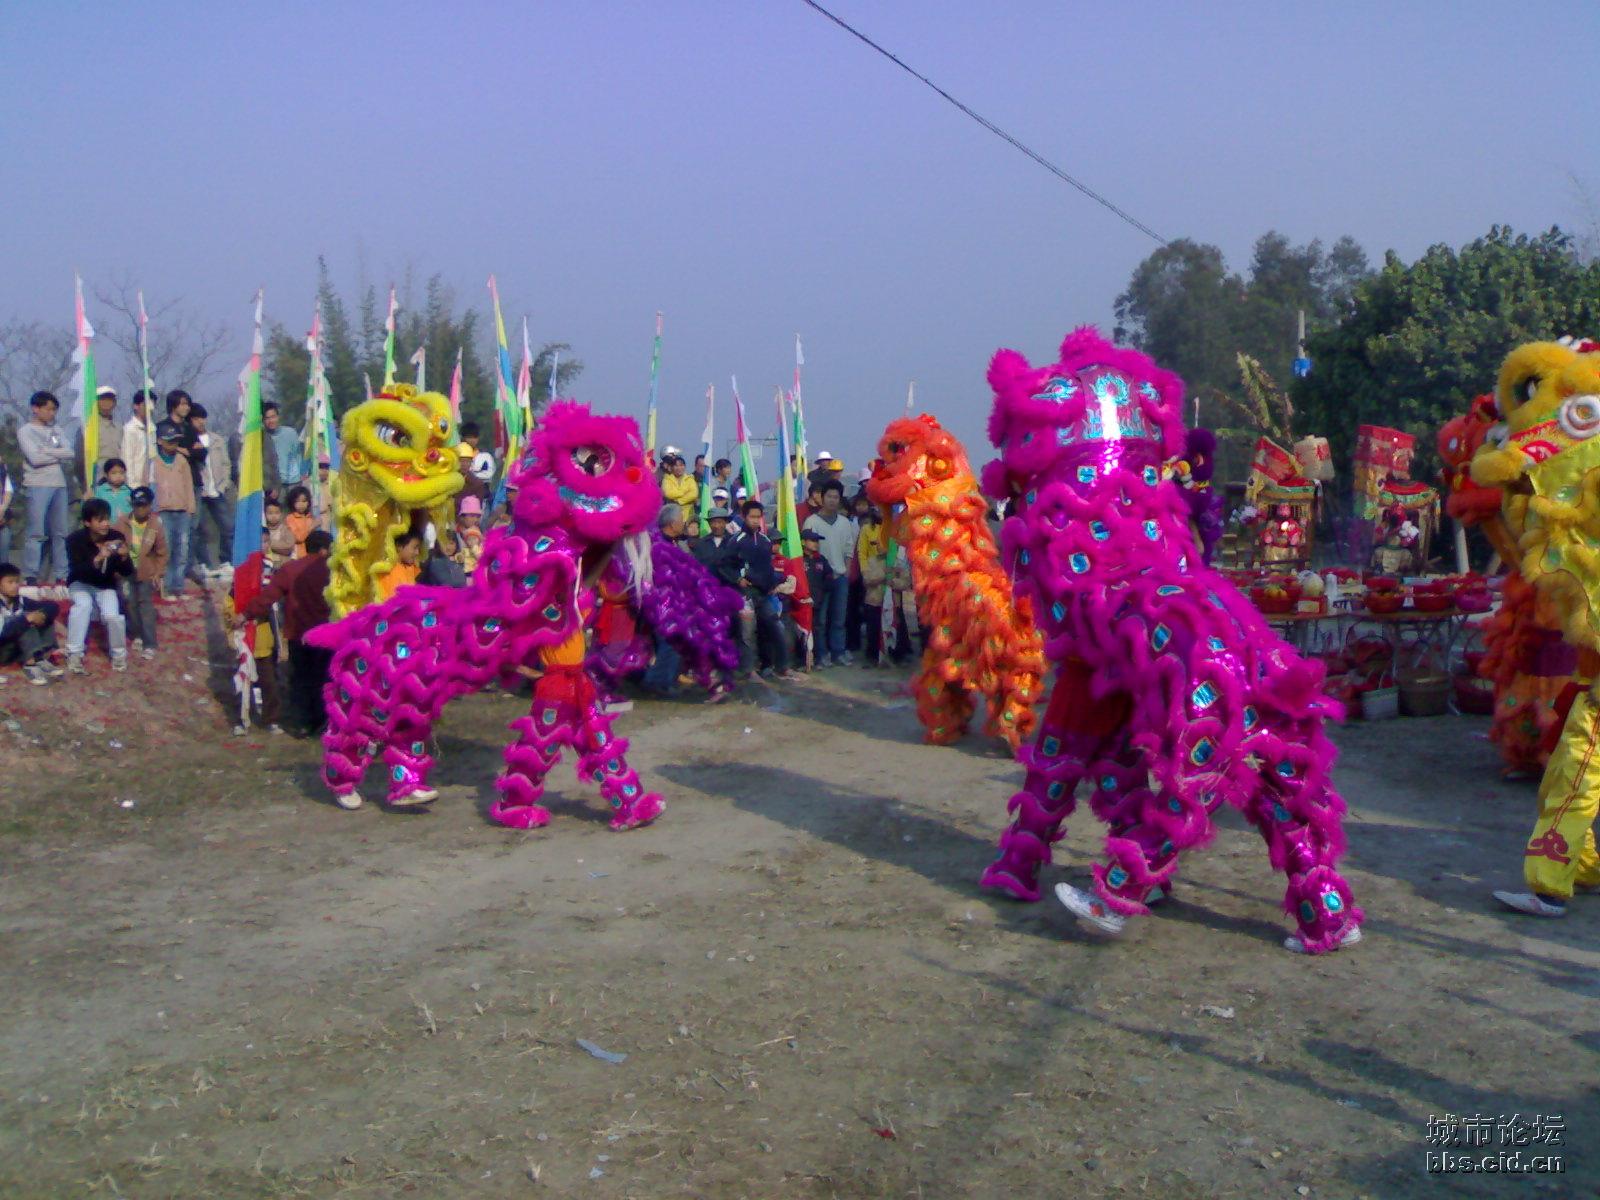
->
[130,638,144,653]
[1284,924,1364,954]
[334,791,364,811]
[1493,890,1568,917]
[267,724,284,735]
[23,664,49,686]
[67,654,86,675]
[141,648,156,661]
[389,787,439,807]
[602,698,634,714]
[111,653,128,673]
[232,724,247,737]
[1054,882,1127,935]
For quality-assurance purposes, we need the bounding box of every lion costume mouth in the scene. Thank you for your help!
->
[558,486,622,514]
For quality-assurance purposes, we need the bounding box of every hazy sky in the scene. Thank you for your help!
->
[4,1,1598,468]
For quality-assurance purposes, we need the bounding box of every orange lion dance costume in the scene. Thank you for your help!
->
[867,414,1045,750]
[1439,394,1578,775]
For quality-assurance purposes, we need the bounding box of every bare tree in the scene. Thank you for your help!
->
[0,320,75,430]
[93,270,234,402]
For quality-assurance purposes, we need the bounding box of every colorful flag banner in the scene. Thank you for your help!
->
[72,273,98,492]
[382,285,398,387]
[447,346,463,444]
[731,374,758,502]
[698,384,715,521]
[774,387,801,557]
[232,290,266,565]
[547,350,560,404]
[517,317,534,436]
[136,289,156,486]
[645,311,663,459]
[487,275,519,472]
[301,304,323,506]
[793,334,808,472]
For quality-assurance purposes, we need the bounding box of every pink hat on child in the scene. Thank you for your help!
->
[458,495,483,516]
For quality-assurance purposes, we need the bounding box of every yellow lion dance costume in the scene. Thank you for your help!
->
[1472,337,1600,907]
[867,413,1045,750]
[327,384,465,618]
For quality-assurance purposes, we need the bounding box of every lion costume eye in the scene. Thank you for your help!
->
[1523,377,1541,405]
[375,421,410,449]
[1558,395,1600,441]
[570,445,614,476]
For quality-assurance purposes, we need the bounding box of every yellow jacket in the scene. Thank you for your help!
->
[661,474,699,509]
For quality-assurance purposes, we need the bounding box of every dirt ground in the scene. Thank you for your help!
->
[2,596,1598,1198]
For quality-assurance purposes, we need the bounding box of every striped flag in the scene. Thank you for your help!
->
[381,285,398,387]
[517,318,534,435]
[231,289,266,565]
[731,375,758,501]
[72,273,98,492]
[487,275,519,469]
[774,388,801,557]
[698,384,714,521]
[645,311,663,459]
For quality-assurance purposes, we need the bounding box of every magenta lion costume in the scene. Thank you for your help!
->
[587,534,742,696]
[977,329,1362,954]
[307,401,666,831]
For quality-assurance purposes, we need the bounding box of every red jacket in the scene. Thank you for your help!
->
[245,552,330,642]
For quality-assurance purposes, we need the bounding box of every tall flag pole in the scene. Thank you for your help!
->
[410,345,426,390]
[698,384,715,521]
[731,374,759,501]
[136,289,156,487]
[232,289,266,565]
[381,285,398,387]
[774,387,801,557]
[645,310,663,460]
[793,334,808,474]
[446,346,463,444]
[72,273,99,493]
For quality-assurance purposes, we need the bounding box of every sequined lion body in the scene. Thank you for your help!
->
[867,414,1043,750]
[327,385,464,618]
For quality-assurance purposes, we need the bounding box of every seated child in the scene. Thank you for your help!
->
[0,562,61,684]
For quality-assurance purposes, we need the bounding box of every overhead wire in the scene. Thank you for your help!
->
[797,0,1168,245]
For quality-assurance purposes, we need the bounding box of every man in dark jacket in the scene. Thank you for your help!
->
[690,507,743,590]
[245,528,333,737]
[64,497,134,672]
[733,499,791,676]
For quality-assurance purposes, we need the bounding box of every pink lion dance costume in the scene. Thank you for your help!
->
[308,401,666,831]
[977,329,1363,954]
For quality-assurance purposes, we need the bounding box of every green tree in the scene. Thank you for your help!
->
[261,261,584,443]
[1293,225,1600,484]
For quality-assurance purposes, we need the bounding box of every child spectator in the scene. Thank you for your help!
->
[859,508,890,666]
[800,528,831,669]
[113,486,167,659]
[284,485,316,558]
[65,497,133,673]
[376,531,423,600]
[0,562,61,684]
[455,496,485,574]
[421,530,467,587]
[245,528,333,738]
[94,458,134,522]
[264,498,294,568]
[227,531,283,735]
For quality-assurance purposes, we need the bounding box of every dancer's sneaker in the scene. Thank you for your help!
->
[334,791,364,811]
[1054,882,1127,935]
[1284,924,1363,954]
[388,787,438,807]
[1492,890,1567,917]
